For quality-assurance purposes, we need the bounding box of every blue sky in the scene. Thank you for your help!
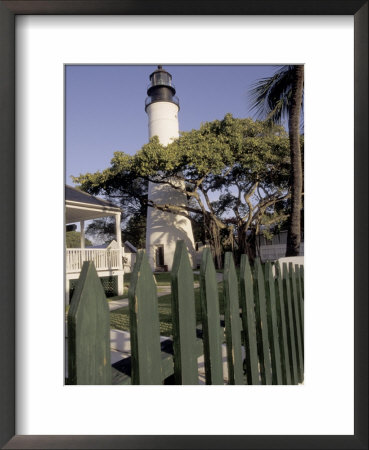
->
[65,65,283,184]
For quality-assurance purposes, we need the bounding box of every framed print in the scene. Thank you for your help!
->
[0,1,367,449]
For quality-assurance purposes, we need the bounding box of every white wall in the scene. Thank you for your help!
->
[123,251,136,273]
[146,101,179,145]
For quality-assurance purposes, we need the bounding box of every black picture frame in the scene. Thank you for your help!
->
[0,1,367,449]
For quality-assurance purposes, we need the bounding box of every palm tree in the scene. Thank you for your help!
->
[250,65,304,256]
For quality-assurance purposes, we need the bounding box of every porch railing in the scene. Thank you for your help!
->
[66,248,122,273]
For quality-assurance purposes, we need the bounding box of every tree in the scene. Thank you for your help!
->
[250,65,304,256]
[77,167,148,249]
[85,213,146,249]
[73,115,291,267]
[207,116,291,261]
[66,231,92,248]
[122,213,146,249]
[84,218,116,246]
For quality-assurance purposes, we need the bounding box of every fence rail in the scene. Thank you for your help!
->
[67,240,304,385]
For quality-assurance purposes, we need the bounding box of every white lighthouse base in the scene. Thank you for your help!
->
[146,181,196,271]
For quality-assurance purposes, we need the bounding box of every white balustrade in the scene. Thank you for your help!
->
[66,248,122,273]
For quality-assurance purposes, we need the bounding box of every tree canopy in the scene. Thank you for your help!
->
[73,114,294,266]
[66,231,92,248]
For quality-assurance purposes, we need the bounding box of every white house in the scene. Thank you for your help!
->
[122,241,137,273]
[65,185,124,303]
[257,230,304,262]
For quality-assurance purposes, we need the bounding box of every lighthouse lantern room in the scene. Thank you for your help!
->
[145,65,179,110]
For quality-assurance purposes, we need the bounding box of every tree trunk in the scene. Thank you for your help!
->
[211,219,223,270]
[237,223,257,263]
[237,222,247,264]
[205,215,223,270]
[286,65,304,256]
[246,230,257,263]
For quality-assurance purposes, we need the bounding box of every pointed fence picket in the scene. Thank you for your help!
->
[199,248,224,385]
[290,263,304,383]
[265,262,283,385]
[275,261,292,385]
[239,255,260,385]
[300,264,304,298]
[67,241,304,386]
[295,265,305,346]
[128,250,163,385]
[67,261,111,385]
[171,241,199,385]
[254,259,273,385]
[283,262,299,384]
[223,252,244,385]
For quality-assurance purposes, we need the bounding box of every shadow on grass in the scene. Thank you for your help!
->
[110,282,224,337]
[124,271,200,288]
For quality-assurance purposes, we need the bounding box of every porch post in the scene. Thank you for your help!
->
[115,213,124,295]
[80,220,85,263]
[115,213,122,266]
[66,275,70,305]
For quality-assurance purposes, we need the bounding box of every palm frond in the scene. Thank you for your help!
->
[249,66,303,125]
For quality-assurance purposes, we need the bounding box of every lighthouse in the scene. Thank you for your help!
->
[145,66,196,271]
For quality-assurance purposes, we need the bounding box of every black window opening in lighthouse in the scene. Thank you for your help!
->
[145,66,180,110]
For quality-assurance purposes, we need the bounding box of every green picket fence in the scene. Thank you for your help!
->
[67,240,304,385]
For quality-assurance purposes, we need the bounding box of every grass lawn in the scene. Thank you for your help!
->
[110,282,225,337]
[124,271,200,288]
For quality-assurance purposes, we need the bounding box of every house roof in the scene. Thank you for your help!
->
[66,185,118,208]
[65,185,121,224]
[124,241,138,253]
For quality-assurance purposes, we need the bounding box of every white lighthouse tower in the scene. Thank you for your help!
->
[145,66,196,271]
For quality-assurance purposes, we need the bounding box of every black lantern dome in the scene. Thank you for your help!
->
[145,66,180,111]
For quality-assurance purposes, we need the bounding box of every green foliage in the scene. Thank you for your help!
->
[249,65,304,126]
[85,218,115,245]
[85,213,147,249]
[66,231,92,248]
[73,114,295,263]
[122,213,146,249]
